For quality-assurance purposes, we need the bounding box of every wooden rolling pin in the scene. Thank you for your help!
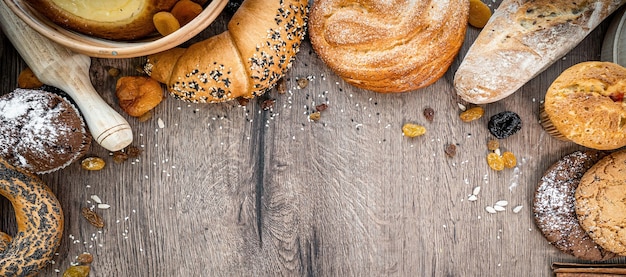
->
[0,1,133,152]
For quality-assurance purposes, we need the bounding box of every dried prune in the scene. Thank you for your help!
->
[488,111,521,139]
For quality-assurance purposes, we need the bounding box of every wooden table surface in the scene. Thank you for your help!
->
[1,1,625,276]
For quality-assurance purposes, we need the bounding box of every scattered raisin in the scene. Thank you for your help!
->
[126,146,143,159]
[81,207,105,228]
[107,67,120,77]
[444,144,457,157]
[459,106,485,122]
[423,107,435,122]
[81,157,105,171]
[309,111,321,121]
[402,123,426,138]
[487,139,500,151]
[502,151,517,168]
[237,97,250,106]
[276,78,287,94]
[63,265,90,277]
[261,99,275,110]
[488,111,522,139]
[297,78,309,89]
[468,0,492,28]
[486,152,504,171]
[316,103,328,112]
[76,253,93,265]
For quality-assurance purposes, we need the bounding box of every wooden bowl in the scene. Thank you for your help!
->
[3,0,228,58]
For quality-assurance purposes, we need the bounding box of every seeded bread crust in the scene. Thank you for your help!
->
[576,150,626,256]
[145,0,308,103]
[0,158,64,276]
[454,0,626,104]
[533,151,616,261]
[308,0,469,93]
[543,61,626,150]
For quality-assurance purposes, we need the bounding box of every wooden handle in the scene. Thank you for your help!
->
[0,0,133,151]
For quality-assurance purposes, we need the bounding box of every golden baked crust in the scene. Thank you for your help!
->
[308,0,469,93]
[576,150,626,256]
[145,0,308,103]
[455,0,625,104]
[25,0,179,40]
[543,61,626,150]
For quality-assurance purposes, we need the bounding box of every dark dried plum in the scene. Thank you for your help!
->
[488,111,521,139]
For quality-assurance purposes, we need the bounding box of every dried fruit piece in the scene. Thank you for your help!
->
[423,107,435,122]
[316,103,328,112]
[81,157,105,171]
[153,11,181,36]
[261,98,275,110]
[63,265,90,277]
[76,253,93,265]
[444,143,457,157]
[107,67,120,77]
[488,111,522,139]
[170,0,203,26]
[468,0,492,28]
[402,123,426,138]
[17,67,44,89]
[81,207,105,228]
[459,106,485,122]
[276,78,287,94]
[116,76,164,117]
[309,111,321,121]
[502,151,517,168]
[486,152,504,171]
[487,139,500,151]
[297,78,309,89]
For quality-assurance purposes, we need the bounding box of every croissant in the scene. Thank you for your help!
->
[145,0,309,103]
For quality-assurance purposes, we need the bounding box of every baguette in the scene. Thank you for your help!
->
[454,0,626,104]
[145,0,308,103]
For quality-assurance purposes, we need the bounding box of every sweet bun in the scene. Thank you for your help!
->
[24,0,179,40]
[308,0,469,93]
[541,61,626,150]
[0,88,91,174]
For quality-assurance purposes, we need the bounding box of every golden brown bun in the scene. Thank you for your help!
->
[145,0,308,103]
[25,0,178,40]
[308,1,469,93]
[543,61,626,150]
[455,0,624,104]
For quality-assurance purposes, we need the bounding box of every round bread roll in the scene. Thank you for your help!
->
[25,0,179,40]
[0,157,64,276]
[308,0,469,93]
[541,61,626,150]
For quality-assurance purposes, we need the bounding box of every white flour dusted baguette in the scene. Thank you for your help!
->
[454,0,626,104]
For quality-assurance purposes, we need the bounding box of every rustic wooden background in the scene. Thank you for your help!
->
[1,1,625,276]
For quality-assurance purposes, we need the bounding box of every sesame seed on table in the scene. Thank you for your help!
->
[0,1,622,276]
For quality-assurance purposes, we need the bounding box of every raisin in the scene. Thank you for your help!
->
[488,111,522,139]
[237,97,250,106]
[76,253,93,265]
[63,265,90,277]
[309,111,321,121]
[316,103,328,112]
[81,207,105,228]
[276,78,287,94]
[81,157,105,171]
[261,99,275,110]
[444,144,457,157]
[487,139,500,151]
[502,151,517,168]
[402,123,426,137]
[460,106,484,122]
[486,152,504,171]
[468,0,492,28]
[297,78,309,89]
[423,107,435,122]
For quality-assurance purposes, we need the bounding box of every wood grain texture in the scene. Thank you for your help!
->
[0,1,625,276]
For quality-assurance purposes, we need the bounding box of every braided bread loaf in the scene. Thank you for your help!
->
[145,0,308,103]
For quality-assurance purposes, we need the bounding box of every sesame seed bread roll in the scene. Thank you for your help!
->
[454,0,626,104]
[145,0,308,103]
[308,0,469,93]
